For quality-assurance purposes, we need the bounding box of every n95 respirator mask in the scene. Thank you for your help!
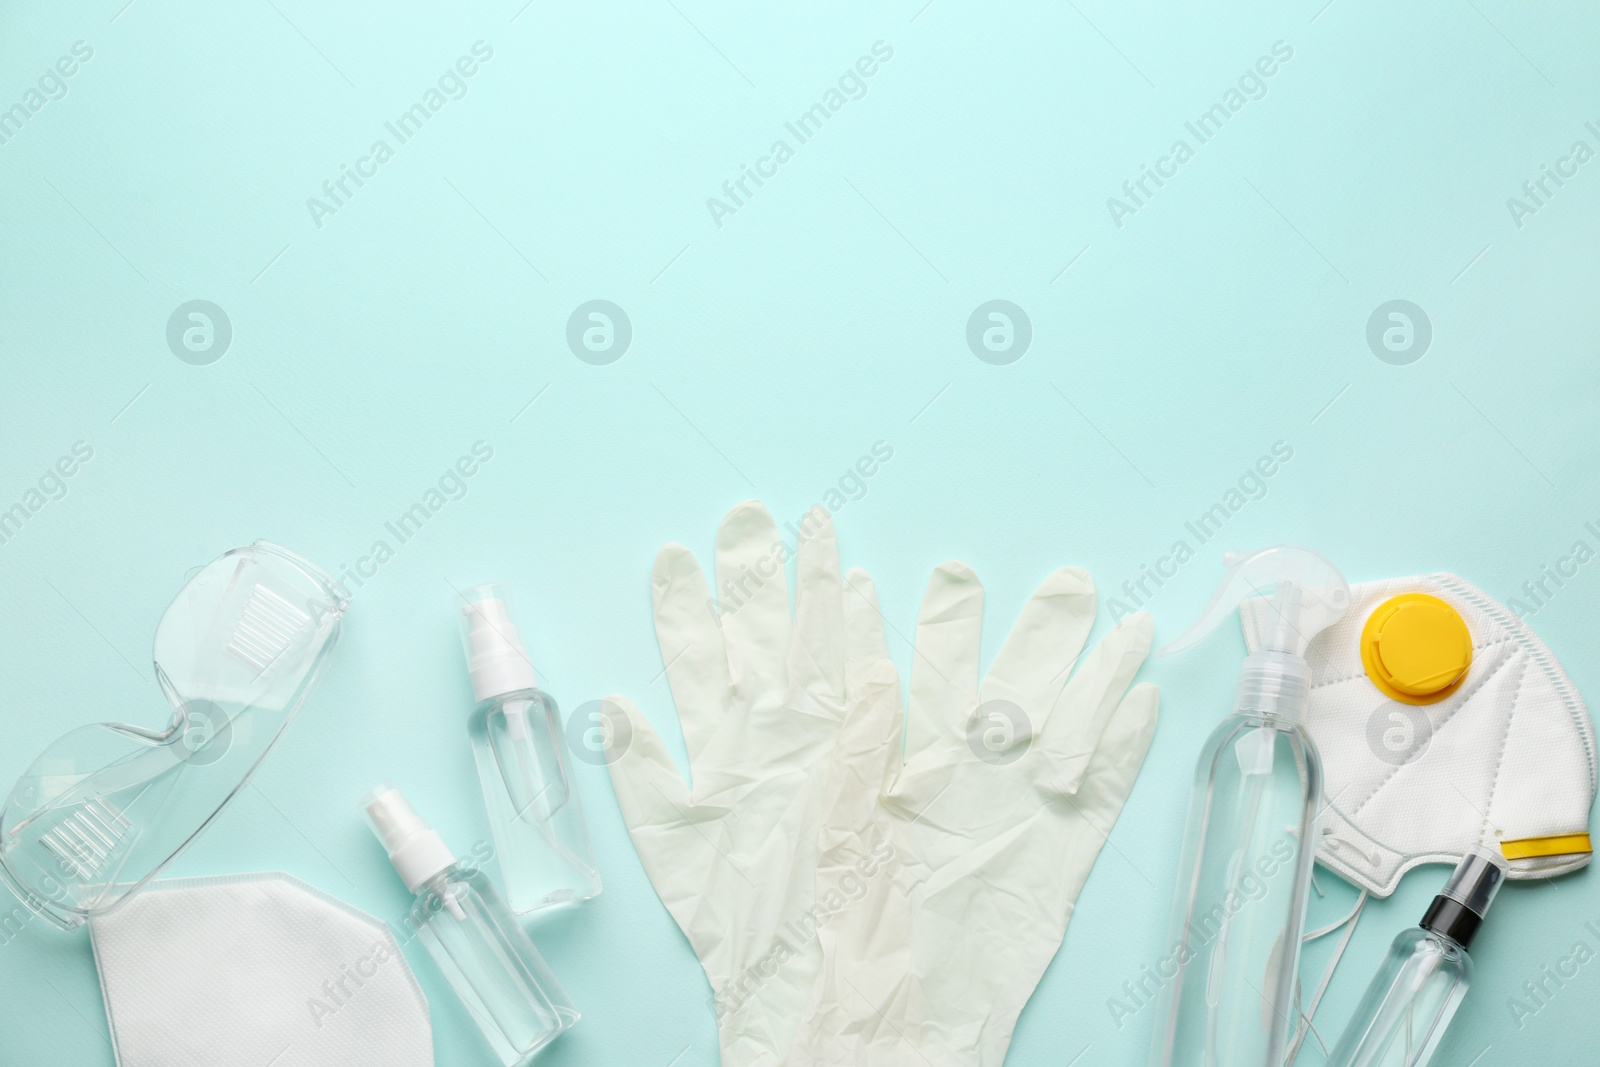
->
[1242,572,1595,897]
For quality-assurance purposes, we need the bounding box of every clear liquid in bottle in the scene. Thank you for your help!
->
[362,783,580,1066]
[1146,547,1352,1067]
[458,584,601,913]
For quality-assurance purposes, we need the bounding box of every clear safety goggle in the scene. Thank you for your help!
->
[0,542,347,929]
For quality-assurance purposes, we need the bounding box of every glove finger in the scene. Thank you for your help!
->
[905,562,983,761]
[788,507,845,707]
[601,697,691,812]
[1055,681,1160,844]
[714,501,793,699]
[820,658,903,845]
[653,543,732,769]
[603,695,695,841]
[1041,681,1159,952]
[601,696,736,951]
[843,567,891,686]
[980,566,1097,732]
[1037,613,1154,795]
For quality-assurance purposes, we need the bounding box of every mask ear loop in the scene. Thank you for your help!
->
[1284,885,1368,1065]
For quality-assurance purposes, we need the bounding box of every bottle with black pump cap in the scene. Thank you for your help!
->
[1329,846,1510,1067]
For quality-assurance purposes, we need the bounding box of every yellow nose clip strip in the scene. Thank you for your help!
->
[1501,833,1594,860]
[1360,593,1473,705]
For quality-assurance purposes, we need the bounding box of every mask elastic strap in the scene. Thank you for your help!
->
[1284,888,1368,1066]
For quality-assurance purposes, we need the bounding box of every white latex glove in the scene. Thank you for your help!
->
[787,562,1160,1067]
[605,501,848,1066]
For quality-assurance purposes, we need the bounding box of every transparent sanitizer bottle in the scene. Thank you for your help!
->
[458,584,601,913]
[1328,847,1509,1067]
[362,783,579,1065]
[1149,546,1351,1067]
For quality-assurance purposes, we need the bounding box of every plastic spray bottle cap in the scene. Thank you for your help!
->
[457,583,538,703]
[360,782,457,893]
[1162,545,1351,719]
[1420,845,1510,948]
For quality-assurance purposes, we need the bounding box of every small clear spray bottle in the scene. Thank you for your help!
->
[1329,847,1509,1067]
[361,783,579,1065]
[457,583,601,913]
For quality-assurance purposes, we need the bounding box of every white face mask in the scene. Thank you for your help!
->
[1242,572,1595,897]
[90,872,434,1067]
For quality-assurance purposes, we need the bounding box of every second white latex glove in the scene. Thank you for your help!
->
[787,562,1160,1067]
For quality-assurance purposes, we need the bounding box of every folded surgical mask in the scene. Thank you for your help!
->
[90,872,433,1067]
[1242,572,1595,896]
[0,542,347,928]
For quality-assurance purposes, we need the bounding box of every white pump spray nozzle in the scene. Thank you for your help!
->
[361,783,457,893]
[1161,545,1350,658]
[457,583,538,703]
[1162,545,1351,719]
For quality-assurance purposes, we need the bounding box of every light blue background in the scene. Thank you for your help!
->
[2,0,1597,1063]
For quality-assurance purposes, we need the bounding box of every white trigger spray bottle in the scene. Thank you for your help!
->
[1148,546,1351,1067]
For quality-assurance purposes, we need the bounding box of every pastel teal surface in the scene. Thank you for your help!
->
[1,0,1597,1063]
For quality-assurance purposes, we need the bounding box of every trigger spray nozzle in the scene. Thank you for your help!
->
[1163,545,1351,719]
